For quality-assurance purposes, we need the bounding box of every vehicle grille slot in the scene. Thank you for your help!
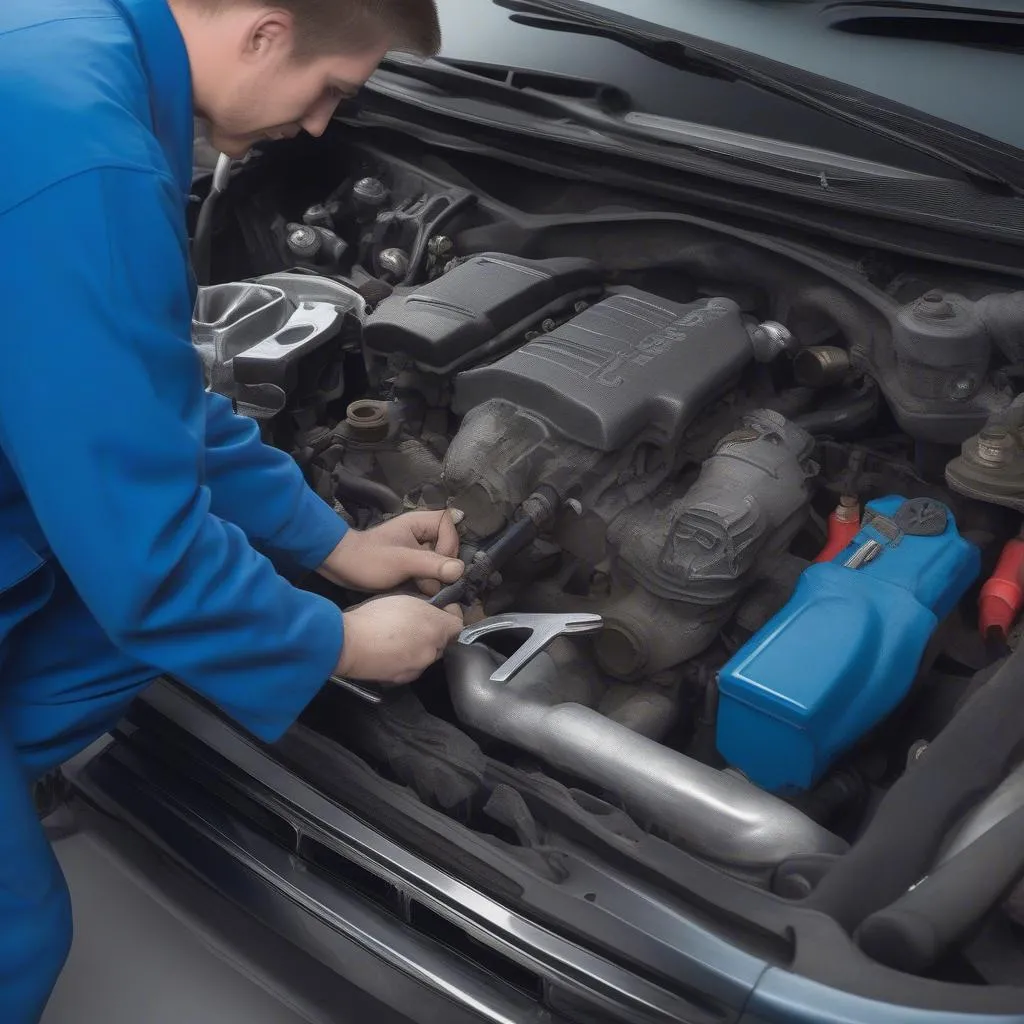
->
[294,831,545,1001]
[407,899,546,1000]
[296,835,403,913]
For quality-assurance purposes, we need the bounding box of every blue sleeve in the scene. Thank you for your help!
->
[0,167,343,742]
[203,390,348,571]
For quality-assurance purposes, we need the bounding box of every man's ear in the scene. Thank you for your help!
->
[246,9,296,60]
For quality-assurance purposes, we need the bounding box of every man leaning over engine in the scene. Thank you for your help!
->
[0,0,456,1017]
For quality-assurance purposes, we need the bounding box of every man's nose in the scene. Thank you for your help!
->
[301,97,339,138]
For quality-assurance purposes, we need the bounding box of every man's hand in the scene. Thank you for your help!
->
[336,596,464,684]
[318,509,464,595]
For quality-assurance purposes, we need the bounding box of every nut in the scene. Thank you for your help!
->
[427,235,453,257]
[974,426,1017,467]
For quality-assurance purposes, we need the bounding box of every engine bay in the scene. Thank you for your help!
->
[188,127,1024,996]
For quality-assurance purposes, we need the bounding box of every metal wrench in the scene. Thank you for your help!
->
[330,611,604,702]
[457,612,604,683]
[328,674,387,704]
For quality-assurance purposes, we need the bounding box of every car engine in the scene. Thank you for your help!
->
[190,149,1024,940]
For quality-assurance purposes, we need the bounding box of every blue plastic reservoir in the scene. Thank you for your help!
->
[716,496,980,793]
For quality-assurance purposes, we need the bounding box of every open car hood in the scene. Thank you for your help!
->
[449,0,1024,191]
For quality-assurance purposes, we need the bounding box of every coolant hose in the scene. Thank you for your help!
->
[332,464,404,515]
[855,803,1024,974]
[445,643,847,874]
[793,378,879,436]
[806,642,1024,932]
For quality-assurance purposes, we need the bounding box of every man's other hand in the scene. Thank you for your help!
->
[335,596,464,684]
[318,509,464,595]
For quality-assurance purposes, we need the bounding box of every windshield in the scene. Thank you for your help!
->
[429,0,1022,177]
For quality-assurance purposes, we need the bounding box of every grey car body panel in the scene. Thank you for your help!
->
[433,0,1024,155]
[744,969,1024,1024]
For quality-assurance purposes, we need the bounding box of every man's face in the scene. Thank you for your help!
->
[192,8,392,158]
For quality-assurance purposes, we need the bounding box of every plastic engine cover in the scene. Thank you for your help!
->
[453,291,754,451]
[361,254,602,372]
[716,496,980,793]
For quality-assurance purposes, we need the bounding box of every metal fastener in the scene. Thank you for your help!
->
[427,235,453,257]
[844,539,883,569]
[378,248,410,280]
[974,427,1016,467]
[950,378,975,401]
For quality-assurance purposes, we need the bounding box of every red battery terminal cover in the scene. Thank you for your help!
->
[979,533,1024,641]
[814,495,862,564]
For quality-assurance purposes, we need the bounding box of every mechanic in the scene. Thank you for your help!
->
[0,0,455,1018]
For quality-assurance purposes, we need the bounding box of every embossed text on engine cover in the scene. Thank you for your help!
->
[453,290,752,451]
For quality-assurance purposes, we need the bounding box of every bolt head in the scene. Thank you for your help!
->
[428,235,453,256]
[353,177,387,203]
[916,290,956,320]
[378,248,410,278]
[974,424,1018,467]
[950,378,975,400]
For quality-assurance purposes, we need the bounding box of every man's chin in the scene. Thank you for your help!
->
[205,129,257,159]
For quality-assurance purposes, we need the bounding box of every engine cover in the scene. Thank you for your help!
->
[716,497,980,793]
[452,291,755,452]
[361,253,602,372]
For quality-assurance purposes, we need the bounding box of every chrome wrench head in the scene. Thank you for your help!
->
[328,674,386,704]
[457,612,604,683]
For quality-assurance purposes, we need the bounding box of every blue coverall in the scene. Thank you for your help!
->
[0,1,351,1017]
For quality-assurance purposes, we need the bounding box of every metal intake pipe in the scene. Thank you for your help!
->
[444,643,847,875]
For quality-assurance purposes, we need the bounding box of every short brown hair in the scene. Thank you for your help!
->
[195,0,441,59]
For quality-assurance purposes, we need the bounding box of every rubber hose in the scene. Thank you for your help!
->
[855,803,1024,974]
[806,643,1024,933]
[794,380,879,436]
[191,153,232,286]
[765,387,818,421]
[333,465,404,515]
